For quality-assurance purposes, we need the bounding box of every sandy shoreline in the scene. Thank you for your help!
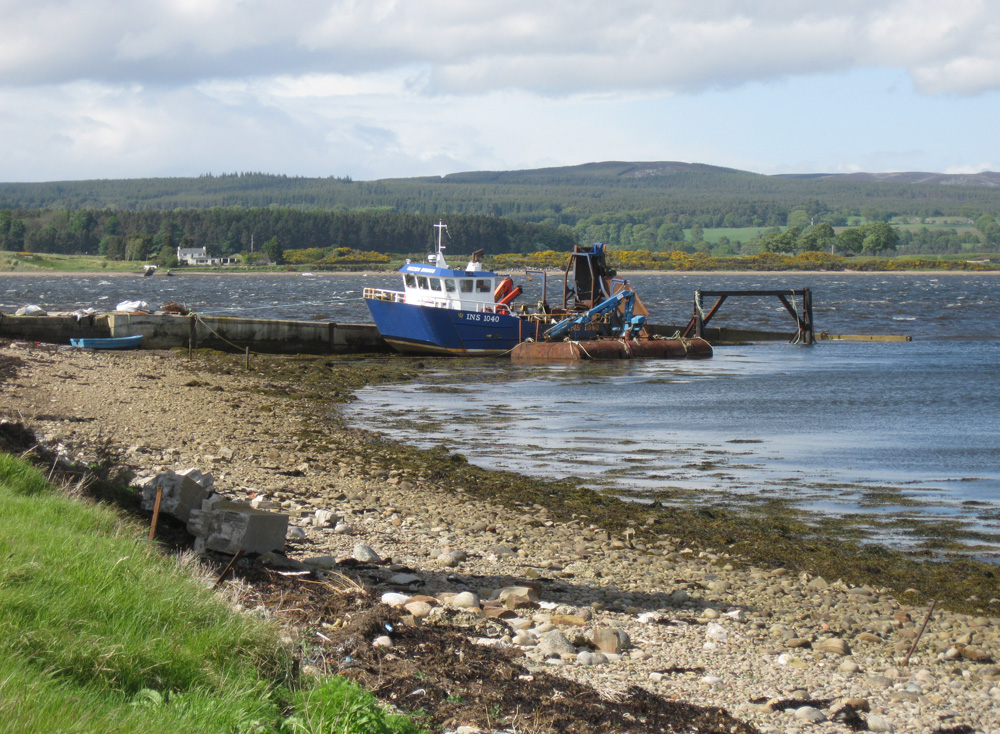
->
[3,343,999,733]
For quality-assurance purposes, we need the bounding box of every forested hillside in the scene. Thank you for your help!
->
[4,162,1000,225]
[2,161,999,260]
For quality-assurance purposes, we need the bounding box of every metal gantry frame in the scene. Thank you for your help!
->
[683,288,815,344]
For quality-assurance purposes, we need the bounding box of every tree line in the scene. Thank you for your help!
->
[4,205,999,263]
[0,208,575,261]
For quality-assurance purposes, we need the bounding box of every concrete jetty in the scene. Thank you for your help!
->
[1,311,892,352]
[0,311,390,353]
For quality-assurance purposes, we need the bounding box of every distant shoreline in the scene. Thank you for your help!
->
[2,268,998,277]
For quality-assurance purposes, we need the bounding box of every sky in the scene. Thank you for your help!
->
[2,0,999,183]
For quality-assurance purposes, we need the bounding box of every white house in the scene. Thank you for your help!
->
[176,246,238,266]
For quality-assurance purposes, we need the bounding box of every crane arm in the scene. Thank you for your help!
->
[543,289,639,341]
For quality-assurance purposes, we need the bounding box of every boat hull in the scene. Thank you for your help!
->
[70,335,143,350]
[365,299,536,356]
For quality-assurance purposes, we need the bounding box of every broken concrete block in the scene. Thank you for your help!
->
[186,508,212,539]
[193,499,289,555]
[142,468,214,522]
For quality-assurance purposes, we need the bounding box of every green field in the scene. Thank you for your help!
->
[0,252,142,273]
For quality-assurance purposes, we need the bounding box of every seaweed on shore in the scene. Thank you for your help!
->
[188,350,1000,616]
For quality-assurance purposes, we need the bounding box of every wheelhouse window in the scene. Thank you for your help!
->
[460,280,474,293]
[444,279,457,293]
[429,278,443,292]
[416,276,429,289]
[475,279,491,293]
[404,274,416,288]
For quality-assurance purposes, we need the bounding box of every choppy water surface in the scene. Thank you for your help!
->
[5,270,999,556]
[3,271,998,341]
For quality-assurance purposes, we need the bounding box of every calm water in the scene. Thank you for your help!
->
[5,270,999,556]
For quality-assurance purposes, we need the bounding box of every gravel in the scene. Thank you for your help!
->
[4,342,1000,734]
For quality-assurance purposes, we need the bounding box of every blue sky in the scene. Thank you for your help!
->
[1,0,998,182]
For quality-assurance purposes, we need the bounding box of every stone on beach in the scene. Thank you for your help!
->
[538,630,576,656]
[592,628,631,654]
[352,543,382,563]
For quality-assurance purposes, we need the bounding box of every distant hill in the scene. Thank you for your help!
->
[2,163,1000,226]
[429,160,754,184]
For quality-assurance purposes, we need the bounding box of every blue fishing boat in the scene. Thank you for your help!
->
[70,334,143,350]
[363,222,532,355]
[363,221,660,356]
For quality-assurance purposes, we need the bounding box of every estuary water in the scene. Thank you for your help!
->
[4,270,999,556]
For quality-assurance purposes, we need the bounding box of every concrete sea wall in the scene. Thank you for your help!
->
[0,312,390,353]
[1,311,801,352]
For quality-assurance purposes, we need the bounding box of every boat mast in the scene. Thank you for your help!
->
[431,220,448,268]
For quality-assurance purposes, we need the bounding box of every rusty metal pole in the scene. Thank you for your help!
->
[804,288,815,345]
[214,549,246,588]
[149,485,163,541]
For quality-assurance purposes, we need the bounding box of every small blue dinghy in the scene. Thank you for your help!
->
[70,334,143,350]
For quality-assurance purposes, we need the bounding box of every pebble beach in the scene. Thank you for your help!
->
[3,341,999,734]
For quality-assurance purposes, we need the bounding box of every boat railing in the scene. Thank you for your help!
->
[363,287,405,303]
[365,287,530,315]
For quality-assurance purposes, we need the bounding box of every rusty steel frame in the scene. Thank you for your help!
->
[683,288,815,344]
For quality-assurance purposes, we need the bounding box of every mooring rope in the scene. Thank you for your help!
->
[569,340,595,360]
[192,313,259,354]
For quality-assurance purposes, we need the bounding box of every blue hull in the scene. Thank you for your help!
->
[70,335,143,350]
[366,299,536,356]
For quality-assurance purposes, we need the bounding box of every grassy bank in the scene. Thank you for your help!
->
[0,451,423,734]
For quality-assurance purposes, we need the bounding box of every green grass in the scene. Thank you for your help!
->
[0,252,141,272]
[0,452,424,734]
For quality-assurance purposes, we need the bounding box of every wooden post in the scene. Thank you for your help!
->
[149,486,163,541]
[245,347,250,371]
[188,313,197,355]
[904,600,936,666]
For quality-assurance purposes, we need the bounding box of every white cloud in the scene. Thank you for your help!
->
[2,1,999,181]
[2,1,1000,95]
